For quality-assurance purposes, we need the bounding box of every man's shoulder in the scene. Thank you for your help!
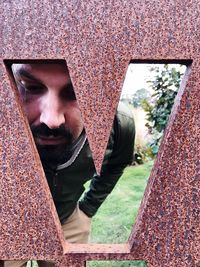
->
[103,102,135,167]
[115,102,135,132]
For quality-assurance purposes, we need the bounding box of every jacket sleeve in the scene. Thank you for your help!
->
[79,103,135,217]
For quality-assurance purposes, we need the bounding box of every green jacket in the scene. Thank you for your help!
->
[44,103,135,224]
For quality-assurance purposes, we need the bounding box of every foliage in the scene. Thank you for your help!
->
[131,88,151,108]
[142,64,185,156]
[120,88,150,108]
[134,144,154,164]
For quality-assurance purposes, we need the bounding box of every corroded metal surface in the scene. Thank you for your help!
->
[1,0,200,266]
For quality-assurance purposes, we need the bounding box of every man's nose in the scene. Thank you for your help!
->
[40,93,65,129]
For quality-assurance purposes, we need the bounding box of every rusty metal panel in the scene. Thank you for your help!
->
[0,0,200,266]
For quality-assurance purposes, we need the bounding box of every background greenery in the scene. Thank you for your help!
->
[121,64,185,162]
[90,162,153,244]
[87,261,147,267]
[141,64,184,156]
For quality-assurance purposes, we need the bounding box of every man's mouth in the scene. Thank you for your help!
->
[34,135,67,145]
[31,123,73,147]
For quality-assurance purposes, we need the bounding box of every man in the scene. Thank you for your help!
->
[7,61,135,267]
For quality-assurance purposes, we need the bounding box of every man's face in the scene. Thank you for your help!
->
[12,63,84,166]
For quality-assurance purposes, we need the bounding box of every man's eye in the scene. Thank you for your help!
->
[19,81,45,95]
[61,84,76,100]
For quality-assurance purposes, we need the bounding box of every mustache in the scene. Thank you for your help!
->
[31,123,73,140]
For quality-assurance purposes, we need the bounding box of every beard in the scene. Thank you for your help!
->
[31,123,74,168]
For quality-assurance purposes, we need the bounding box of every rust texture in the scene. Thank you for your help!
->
[0,0,200,266]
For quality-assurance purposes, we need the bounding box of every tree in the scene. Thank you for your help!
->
[132,88,151,108]
[142,64,185,155]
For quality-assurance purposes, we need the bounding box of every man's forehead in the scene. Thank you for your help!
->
[11,62,69,75]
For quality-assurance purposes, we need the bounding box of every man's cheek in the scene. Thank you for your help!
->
[24,103,40,125]
[17,86,27,102]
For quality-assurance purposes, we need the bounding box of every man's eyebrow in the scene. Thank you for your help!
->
[14,68,43,83]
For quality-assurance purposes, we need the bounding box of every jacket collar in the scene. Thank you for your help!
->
[56,130,87,171]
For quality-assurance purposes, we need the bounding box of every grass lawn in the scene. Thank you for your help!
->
[90,161,153,244]
[87,261,147,267]
[87,161,153,267]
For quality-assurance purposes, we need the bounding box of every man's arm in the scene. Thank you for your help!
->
[79,103,135,217]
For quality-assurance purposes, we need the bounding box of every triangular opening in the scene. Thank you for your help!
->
[87,62,188,245]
